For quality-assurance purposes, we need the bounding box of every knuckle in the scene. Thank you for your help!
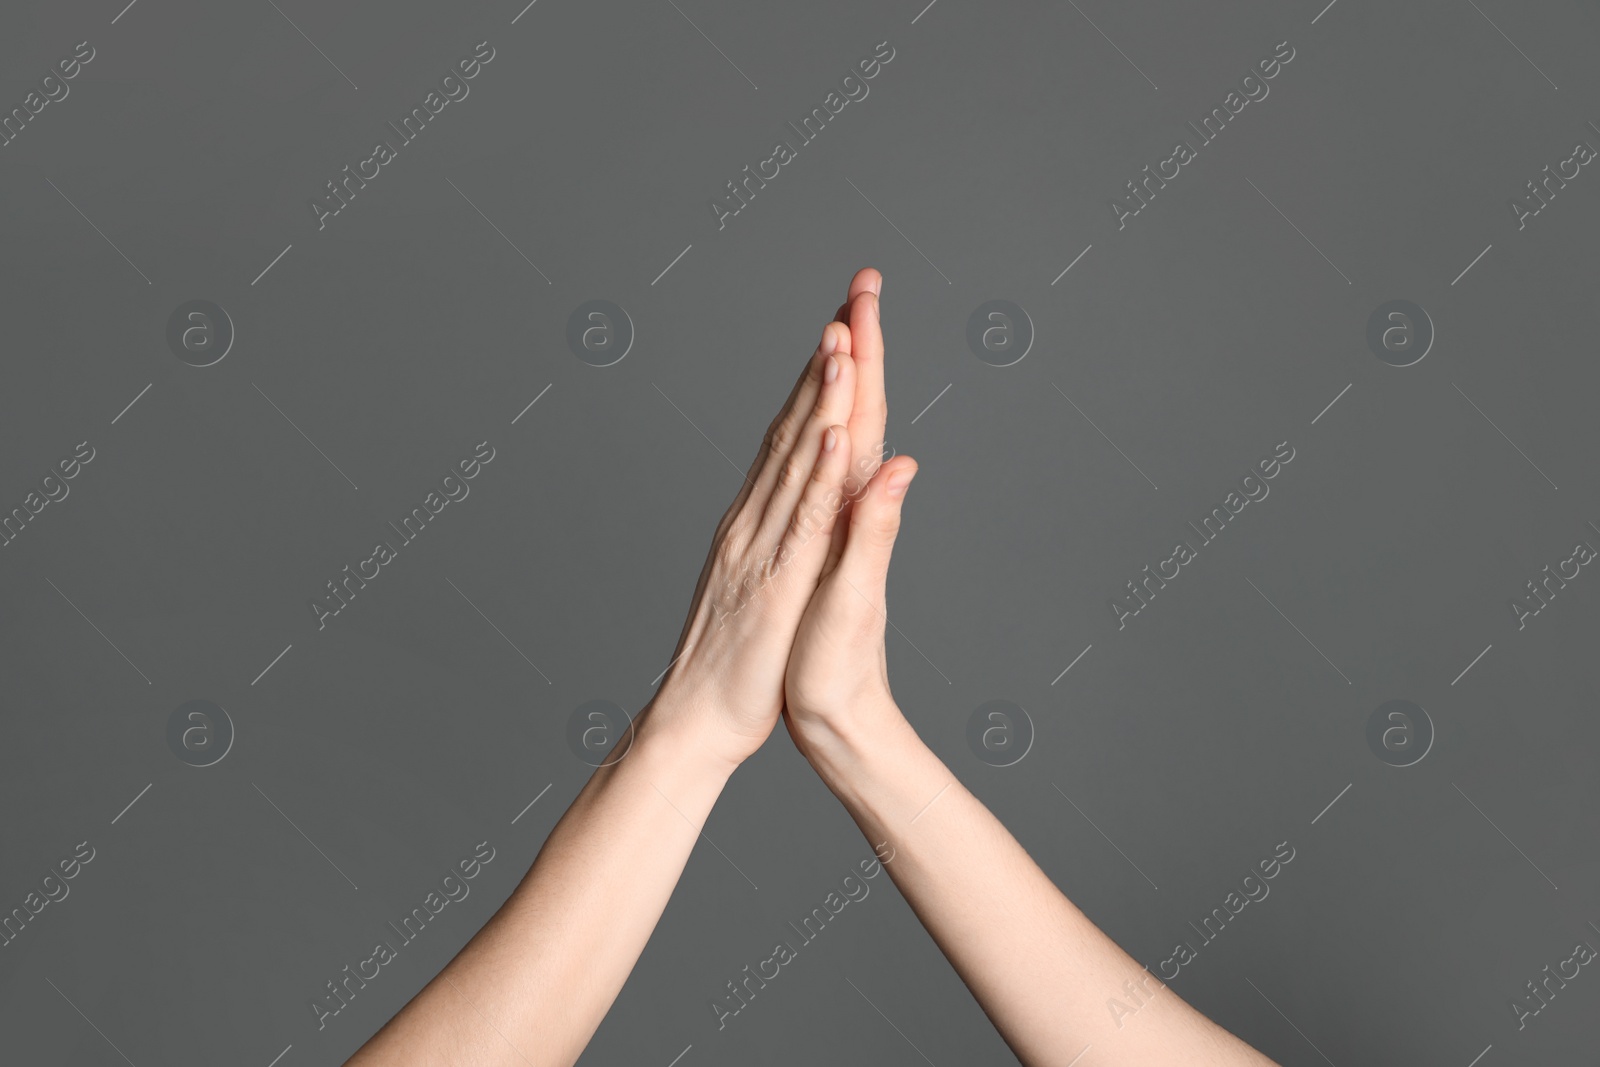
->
[716,516,746,554]
[749,542,789,588]
[786,502,824,548]
[711,530,746,573]
[783,514,808,551]
[714,497,744,538]
[867,512,900,547]
[768,417,800,457]
[818,395,850,427]
[777,456,808,492]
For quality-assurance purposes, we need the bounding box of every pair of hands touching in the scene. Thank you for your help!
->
[653,266,911,779]
[348,269,1279,1067]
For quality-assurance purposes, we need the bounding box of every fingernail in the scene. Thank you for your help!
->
[867,292,879,321]
[824,355,839,384]
[886,468,916,498]
[870,273,883,296]
[820,326,838,355]
[823,426,838,452]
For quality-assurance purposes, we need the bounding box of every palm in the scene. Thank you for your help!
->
[785,563,887,736]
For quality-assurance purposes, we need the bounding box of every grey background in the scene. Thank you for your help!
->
[1,0,1597,1064]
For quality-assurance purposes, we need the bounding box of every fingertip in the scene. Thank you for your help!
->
[818,425,852,485]
[811,323,850,371]
[885,461,917,499]
[823,346,856,395]
[874,454,915,495]
[819,322,840,355]
[849,266,881,296]
[830,319,853,357]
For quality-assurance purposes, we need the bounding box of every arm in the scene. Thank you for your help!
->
[347,269,889,1067]
[344,708,736,1067]
[783,408,1278,1067]
[791,701,1276,1066]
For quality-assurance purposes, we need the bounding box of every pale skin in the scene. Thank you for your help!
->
[347,269,1278,1067]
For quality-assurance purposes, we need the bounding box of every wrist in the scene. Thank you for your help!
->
[793,700,959,836]
[631,690,748,783]
[789,696,917,791]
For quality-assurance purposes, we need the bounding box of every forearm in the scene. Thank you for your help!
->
[795,702,1276,1067]
[348,700,736,1067]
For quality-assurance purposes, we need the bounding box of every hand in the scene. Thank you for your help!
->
[647,270,887,769]
[782,273,919,757]
[781,450,918,753]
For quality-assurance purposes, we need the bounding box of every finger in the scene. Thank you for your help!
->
[755,349,855,550]
[833,267,882,323]
[725,320,849,528]
[844,285,888,491]
[743,343,854,532]
[834,455,917,602]
[770,424,853,587]
[682,320,846,653]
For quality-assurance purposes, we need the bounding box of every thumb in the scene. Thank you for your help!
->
[835,456,917,598]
